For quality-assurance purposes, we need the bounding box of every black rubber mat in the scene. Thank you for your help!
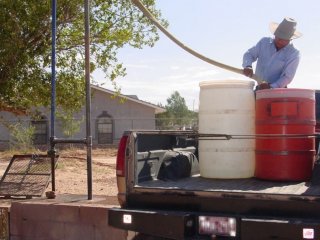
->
[0,154,58,198]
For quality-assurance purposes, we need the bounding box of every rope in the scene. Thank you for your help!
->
[131,0,264,84]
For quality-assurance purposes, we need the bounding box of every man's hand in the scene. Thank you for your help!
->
[243,67,253,78]
[256,82,271,91]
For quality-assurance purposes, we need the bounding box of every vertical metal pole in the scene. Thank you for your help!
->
[84,0,93,200]
[50,0,57,192]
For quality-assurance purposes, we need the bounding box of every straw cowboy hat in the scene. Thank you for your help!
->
[270,17,302,40]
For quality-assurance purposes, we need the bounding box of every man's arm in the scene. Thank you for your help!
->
[242,39,262,78]
[270,51,300,88]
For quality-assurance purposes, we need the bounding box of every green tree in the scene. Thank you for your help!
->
[0,0,167,113]
[166,91,189,120]
[156,91,198,129]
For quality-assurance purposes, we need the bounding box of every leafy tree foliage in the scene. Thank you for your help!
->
[156,91,198,130]
[166,91,189,119]
[0,0,167,113]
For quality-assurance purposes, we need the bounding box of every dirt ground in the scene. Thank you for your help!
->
[0,147,119,199]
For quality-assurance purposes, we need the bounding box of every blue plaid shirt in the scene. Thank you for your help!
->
[242,37,300,88]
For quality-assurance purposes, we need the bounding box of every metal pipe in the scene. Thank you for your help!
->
[52,138,87,144]
[50,0,57,192]
[48,0,93,199]
[84,0,93,200]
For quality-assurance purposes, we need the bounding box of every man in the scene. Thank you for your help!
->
[242,17,302,90]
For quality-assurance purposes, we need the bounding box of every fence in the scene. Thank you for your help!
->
[0,118,198,150]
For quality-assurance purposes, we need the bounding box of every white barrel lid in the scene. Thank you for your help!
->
[199,79,255,89]
[256,88,315,100]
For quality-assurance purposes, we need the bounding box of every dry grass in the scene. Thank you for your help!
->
[0,147,119,197]
[0,208,9,240]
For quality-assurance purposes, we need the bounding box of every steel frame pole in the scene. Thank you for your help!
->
[50,0,57,192]
[84,0,93,200]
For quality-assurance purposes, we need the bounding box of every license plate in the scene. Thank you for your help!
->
[199,216,236,237]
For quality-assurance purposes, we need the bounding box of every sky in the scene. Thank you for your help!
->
[93,0,320,110]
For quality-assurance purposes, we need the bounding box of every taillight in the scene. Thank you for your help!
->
[116,135,128,177]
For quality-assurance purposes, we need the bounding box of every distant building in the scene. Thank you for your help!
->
[0,85,165,150]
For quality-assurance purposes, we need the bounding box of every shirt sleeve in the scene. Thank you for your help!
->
[242,39,262,68]
[269,50,300,88]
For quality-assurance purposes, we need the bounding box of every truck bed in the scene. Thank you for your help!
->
[132,132,320,202]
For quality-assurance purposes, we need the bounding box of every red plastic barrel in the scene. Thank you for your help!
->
[255,89,316,181]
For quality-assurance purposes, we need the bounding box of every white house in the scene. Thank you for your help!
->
[0,85,165,149]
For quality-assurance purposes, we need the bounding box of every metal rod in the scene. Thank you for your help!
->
[84,0,93,200]
[48,0,93,198]
[196,133,318,140]
[52,138,87,144]
[50,0,57,192]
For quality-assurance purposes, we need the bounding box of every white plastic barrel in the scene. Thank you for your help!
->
[198,80,255,178]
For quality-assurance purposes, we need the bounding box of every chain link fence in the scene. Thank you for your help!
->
[0,117,198,150]
[155,118,198,130]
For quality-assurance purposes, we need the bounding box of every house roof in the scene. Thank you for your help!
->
[91,85,166,114]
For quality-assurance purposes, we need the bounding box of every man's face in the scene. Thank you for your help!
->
[274,37,290,50]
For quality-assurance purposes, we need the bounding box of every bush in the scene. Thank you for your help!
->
[8,122,35,153]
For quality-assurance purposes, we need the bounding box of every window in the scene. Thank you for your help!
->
[97,111,113,144]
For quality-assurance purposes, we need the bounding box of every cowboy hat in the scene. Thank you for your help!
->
[270,17,302,40]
